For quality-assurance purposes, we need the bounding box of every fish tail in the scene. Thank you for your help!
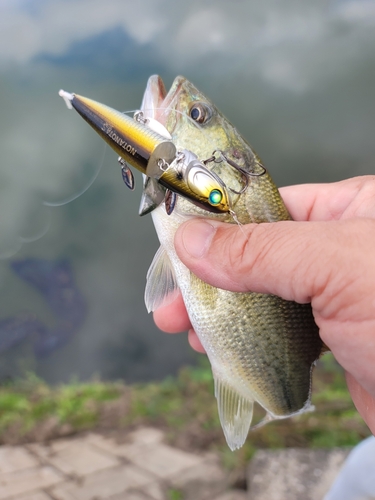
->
[250,401,316,431]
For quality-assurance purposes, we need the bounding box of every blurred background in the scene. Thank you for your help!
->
[0,0,375,386]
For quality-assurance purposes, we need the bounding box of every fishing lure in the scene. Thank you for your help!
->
[59,90,230,215]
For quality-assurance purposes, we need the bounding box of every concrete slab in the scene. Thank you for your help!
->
[28,438,119,477]
[50,465,155,500]
[248,447,350,500]
[169,458,229,500]
[141,481,167,500]
[108,492,153,500]
[0,445,39,474]
[0,466,62,500]
[86,428,165,454]
[13,493,53,500]
[215,492,248,500]
[127,428,165,446]
[119,442,203,479]
[88,432,203,480]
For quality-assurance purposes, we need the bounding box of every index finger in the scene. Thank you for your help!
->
[280,176,375,221]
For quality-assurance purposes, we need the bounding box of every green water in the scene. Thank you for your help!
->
[0,0,374,384]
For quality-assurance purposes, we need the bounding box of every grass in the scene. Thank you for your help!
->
[0,375,123,441]
[167,489,184,500]
[0,354,371,478]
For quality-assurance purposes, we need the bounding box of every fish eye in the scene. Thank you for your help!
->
[208,189,223,206]
[189,102,212,124]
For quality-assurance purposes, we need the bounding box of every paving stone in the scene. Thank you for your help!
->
[214,491,248,500]
[88,431,203,481]
[84,434,132,458]
[13,492,53,500]
[170,459,229,500]
[0,446,39,474]
[127,428,165,446]
[86,428,164,456]
[50,465,155,500]
[248,447,350,500]
[120,443,203,479]
[141,481,166,500]
[0,466,62,500]
[28,437,119,477]
[108,491,152,499]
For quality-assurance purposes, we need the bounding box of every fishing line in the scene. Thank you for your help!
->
[43,143,106,207]
[19,208,52,243]
[43,109,144,207]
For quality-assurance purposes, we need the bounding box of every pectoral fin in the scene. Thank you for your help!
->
[145,245,179,313]
[214,375,254,451]
[139,175,166,216]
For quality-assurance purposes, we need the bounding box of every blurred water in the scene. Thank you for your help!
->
[0,0,374,383]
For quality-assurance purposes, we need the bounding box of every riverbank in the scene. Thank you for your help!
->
[0,354,370,485]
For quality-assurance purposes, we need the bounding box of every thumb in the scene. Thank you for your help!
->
[174,218,344,304]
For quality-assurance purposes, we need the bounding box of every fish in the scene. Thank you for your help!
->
[59,77,324,451]
[0,259,87,357]
[140,76,324,450]
[0,313,46,353]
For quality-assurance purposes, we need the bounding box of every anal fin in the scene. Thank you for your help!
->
[214,375,254,451]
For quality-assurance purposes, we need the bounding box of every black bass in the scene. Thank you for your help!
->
[141,76,323,450]
[59,77,324,450]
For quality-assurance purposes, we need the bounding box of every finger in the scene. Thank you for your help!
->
[175,217,375,306]
[174,217,340,302]
[346,372,375,435]
[153,293,192,333]
[280,176,375,221]
[188,329,206,353]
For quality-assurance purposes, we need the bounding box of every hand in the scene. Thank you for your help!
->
[153,176,375,433]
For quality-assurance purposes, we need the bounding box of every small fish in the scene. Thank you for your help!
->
[0,259,87,357]
[59,77,324,451]
[140,76,324,450]
[0,313,46,353]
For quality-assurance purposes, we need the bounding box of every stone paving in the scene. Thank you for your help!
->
[0,428,247,500]
[0,426,353,500]
[247,447,350,500]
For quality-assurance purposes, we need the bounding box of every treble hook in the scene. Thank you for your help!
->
[211,150,248,194]
[133,110,147,124]
[204,150,267,195]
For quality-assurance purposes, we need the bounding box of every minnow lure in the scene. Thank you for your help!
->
[59,90,230,214]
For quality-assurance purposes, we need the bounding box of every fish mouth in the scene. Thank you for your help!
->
[140,75,187,128]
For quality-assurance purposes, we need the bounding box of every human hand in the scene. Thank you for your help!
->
[154,176,375,433]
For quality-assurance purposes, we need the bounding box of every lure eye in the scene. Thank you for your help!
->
[208,189,223,206]
[185,159,229,212]
[189,102,212,124]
